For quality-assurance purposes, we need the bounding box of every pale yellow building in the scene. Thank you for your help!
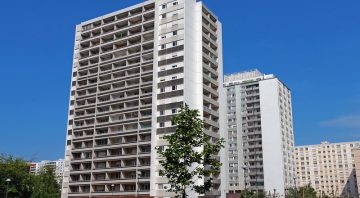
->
[295,141,360,197]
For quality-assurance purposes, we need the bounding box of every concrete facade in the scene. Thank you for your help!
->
[296,141,360,197]
[224,70,295,196]
[61,0,225,197]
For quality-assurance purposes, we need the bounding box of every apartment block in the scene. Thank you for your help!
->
[29,159,65,185]
[295,141,360,197]
[61,0,225,197]
[224,70,296,196]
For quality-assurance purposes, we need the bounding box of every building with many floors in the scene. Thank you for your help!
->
[61,0,226,197]
[295,141,360,197]
[223,70,296,196]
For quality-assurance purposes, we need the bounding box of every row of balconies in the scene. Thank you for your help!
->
[75,86,151,106]
[76,75,152,97]
[77,57,152,80]
[69,182,150,194]
[81,3,154,32]
[77,68,146,88]
[82,103,150,121]
[70,170,150,183]
[72,127,150,140]
[74,109,151,127]
[73,114,151,129]
[71,157,150,171]
[72,145,151,160]
[80,21,154,52]
[202,24,217,43]
[79,48,153,67]
[80,37,153,60]
[81,12,154,41]
[202,30,218,51]
[202,7,218,24]
[72,117,151,136]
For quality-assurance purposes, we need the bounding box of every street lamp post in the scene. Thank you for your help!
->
[111,184,115,196]
[5,178,11,198]
[293,177,297,198]
[242,165,247,198]
[136,171,142,198]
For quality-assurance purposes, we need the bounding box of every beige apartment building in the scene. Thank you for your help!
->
[295,141,360,197]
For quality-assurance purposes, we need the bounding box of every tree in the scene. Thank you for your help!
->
[286,184,318,198]
[0,154,61,198]
[239,189,266,198]
[31,165,60,198]
[156,104,225,198]
[0,154,34,198]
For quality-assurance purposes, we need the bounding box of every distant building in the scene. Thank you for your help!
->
[29,159,65,185]
[29,162,39,174]
[224,70,296,196]
[295,141,360,197]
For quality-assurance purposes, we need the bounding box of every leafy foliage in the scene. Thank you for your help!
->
[286,184,318,198]
[0,154,60,198]
[31,166,60,198]
[0,154,34,198]
[156,104,225,198]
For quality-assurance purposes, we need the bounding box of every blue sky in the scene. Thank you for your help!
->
[0,0,359,160]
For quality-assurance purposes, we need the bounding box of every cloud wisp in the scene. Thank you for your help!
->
[320,115,360,128]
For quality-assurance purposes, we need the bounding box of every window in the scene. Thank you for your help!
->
[172,85,177,91]
[173,31,177,36]
[173,41,177,46]
[159,122,165,127]
[171,120,175,126]
[161,35,166,39]
[160,110,164,115]
[162,13,167,19]
[172,76,177,79]
[160,87,165,92]
[161,44,166,49]
[172,65,177,68]
[172,109,177,114]
[162,4,166,9]
[173,1,178,6]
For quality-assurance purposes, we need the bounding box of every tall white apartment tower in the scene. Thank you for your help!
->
[61,0,226,197]
[224,70,295,196]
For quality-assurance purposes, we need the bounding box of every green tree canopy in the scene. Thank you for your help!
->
[31,165,60,198]
[0,154,60,198]
[286,184,318,198]
[0,154,34,198]
[156,104,225,198]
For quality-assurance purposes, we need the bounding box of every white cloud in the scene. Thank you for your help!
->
[320,115,360,128]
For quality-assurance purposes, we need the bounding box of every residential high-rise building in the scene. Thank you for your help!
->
[61,0,225,197]
[224,70,295,196]
[295,141,360,197]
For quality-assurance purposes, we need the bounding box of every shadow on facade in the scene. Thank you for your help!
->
[339,169,358,197]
